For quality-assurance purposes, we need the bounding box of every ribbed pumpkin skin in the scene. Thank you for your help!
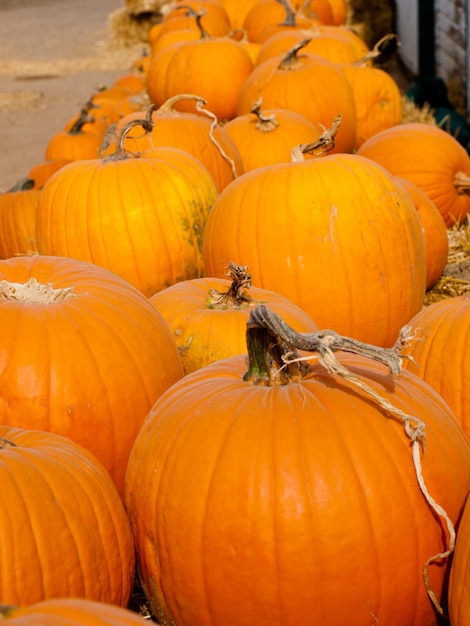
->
[0,599,147,626]
[149,275,318,374]
[236,51,357,153]
[36,147,218,297]
[125,353,470,626]
[223,107,320,171]
[401,295,470,438]
[0,187,40,258]
[357,122,470,226]
[0,255,183,495]
[0,426,135,607]
[203,154,426,347]
[449,494,470,626]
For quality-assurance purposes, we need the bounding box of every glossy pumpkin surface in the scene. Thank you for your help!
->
[0,426,135,606]
[126,337,470,625]
[0,254,183,495]
[203,153,426,346]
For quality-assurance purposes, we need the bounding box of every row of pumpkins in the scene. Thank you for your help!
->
[2,0,470,624]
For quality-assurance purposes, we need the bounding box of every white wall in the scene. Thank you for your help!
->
[395,0,419,74]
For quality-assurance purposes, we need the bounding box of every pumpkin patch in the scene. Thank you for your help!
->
[3,1,470,623]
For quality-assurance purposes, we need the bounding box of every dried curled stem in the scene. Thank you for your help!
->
[208,261,255,308]
[291,114,342,160]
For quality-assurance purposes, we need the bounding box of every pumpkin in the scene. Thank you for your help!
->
[44,111,101,161]
[449,493,470,626]
[401,295,470,438]
[28,158,72,189]
[0,178,40,258]
[99,96,243,192]
[254,0,316,44]
[149,260,318,374]
[164,0,232,34]
[255,23,369,66]
[242,0,316,43]
[357,122,470,226]
[0,599,148,626]
[341,61,402,149]
[236,39,357,153]
[223,98,320,171]
[395,177,448,290]
[37,118,218,297]
[203,149,426,347]
[221,0,260,29]
[0,425,135,606]
[146,11,254,120]
[0,254,183,495]
[125,305,470,626]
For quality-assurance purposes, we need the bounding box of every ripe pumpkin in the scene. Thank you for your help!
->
[254,0,316,44]
[203,151,426,347]
[0,425,135,606]
[146,11,254,121]
[37,118,218,297]
[125,305,470,626]
[395,177,448,290]
[0,254,183,495]
[28,158,72,189]
[357,122,470,226]
[99,96,243,192]
[449,494,470,626]
[149,260,318,374]
[255,24,369,66]
[242,0,316,43]
[401,295,470,439]
[236,39,357,153]
[0,599,148,626]
[45,111,101,161]
[0,178,40,258]
[223,99,320,171]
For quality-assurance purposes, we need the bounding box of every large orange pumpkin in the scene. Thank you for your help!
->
[125,305,470,626]
[236,39,357,153]
[149,260,318,374]
[0,254,183,495]
[203,151,426,347]
[37,118,218,297]
[0,599,149,626]
[0,425,135,606]
[357,122,470,226]
[401,295,470,438]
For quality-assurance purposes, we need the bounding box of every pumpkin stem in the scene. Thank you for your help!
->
[353,33,400,67]
[175,5,210,39]
[454,171,470,195]
[0,277,77,304]
[291,113,342,161]
[244,304,455,619]
[278,38,311,70]
[250,98,280,132]
[68,109,95,135]
[275,0,298,27]
[208,261,261,309]
[103,116,154,161]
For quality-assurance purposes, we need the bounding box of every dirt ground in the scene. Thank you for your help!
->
[0,0,148,192]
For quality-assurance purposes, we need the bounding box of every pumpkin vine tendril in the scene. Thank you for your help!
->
[244,303,455,618]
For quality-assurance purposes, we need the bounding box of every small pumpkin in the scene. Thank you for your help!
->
[45,111,101,161]
[149,260,318,374]
[223,98,320,171]
[0,254,183,495]
[0,599,149,626]
[125,305,470,625]
[0,425,135,606]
